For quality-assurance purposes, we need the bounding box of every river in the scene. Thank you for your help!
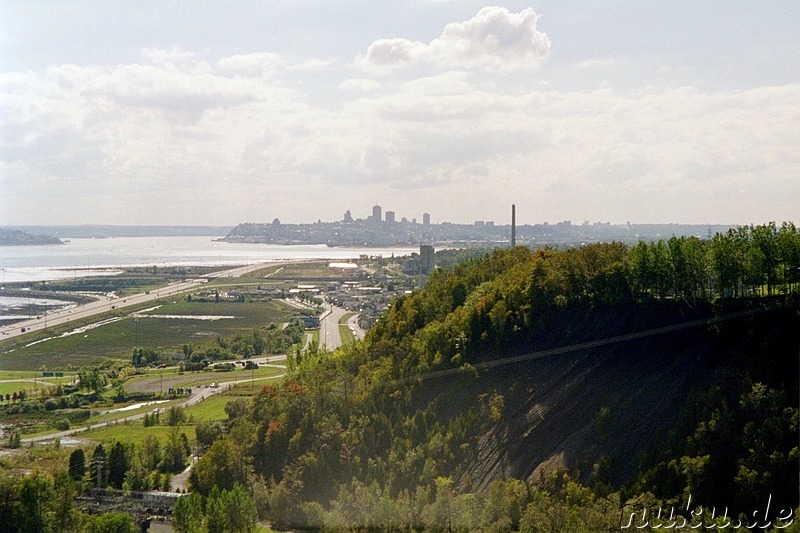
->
[0,236,419,284]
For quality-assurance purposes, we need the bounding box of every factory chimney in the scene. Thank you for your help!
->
[511,204,516,247]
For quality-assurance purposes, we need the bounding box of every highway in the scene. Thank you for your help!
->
[0,262,275,341]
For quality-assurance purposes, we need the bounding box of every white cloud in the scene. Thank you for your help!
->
[357,7,550,73]
[577,59,617,69]
[140,47,195,65]
[216,52,285,74]
[289,58,337,72]
[1,44,798,225]
[339,78,382,92]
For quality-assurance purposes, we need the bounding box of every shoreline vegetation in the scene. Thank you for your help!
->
[0,228,63,246]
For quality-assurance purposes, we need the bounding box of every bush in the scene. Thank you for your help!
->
[167,406,186,426]
[53,418,70,431]
[7,432,21,448]
[44,398,59,411]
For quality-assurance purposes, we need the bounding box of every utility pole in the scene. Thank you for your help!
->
[511,204,516,248]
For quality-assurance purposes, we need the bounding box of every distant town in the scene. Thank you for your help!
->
[223,204,737,247]
[2,206,739,248]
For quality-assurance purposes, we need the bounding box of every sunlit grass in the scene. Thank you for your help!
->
[81,421,197,446]
[1,299,299,371]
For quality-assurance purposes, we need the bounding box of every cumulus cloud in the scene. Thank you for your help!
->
[357,6,550,73]
[216,52,285,74]
[2,43,798,225]
[339,78,382,92]
[140,47,195,65]
[577,58,618,69]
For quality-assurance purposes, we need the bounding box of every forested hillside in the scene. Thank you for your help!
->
[190,223,800,531]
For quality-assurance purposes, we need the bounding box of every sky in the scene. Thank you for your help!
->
[1,1,799,227]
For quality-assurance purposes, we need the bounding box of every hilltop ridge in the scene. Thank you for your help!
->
[190,224,800,529]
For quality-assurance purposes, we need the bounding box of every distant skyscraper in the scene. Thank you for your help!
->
[385,211,395,223]
[372,205,382,223]
[423,213,431,226]
[420,244,435,274]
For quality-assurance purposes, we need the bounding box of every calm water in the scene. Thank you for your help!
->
[0,236,419,283]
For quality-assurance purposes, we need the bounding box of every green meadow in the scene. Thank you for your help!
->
[0,298,300,371]
[80,421,197,447]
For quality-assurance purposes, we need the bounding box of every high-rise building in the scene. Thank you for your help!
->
[385,211,395,223]
[372,205,382,223]
[423,213,431,226]
[420,244,435,274]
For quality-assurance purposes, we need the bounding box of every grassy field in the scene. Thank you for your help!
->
[80,420,197,446]
[0,299,300,371]
[0,374,78,396]
[224,261,358,283]
[73,379,279,444]
[182,394,232,422]
[0,381,48,396]
[123,366,285,394]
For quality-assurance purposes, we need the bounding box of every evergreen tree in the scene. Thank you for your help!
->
[107,441,129,489]
[68,448,86,482]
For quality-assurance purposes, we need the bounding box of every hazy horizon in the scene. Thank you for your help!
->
[2,2,798,227]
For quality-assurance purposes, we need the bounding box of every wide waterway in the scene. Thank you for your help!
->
[0,236,419,284]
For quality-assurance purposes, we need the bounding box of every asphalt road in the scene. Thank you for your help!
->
[0,262,275,341]
[320,304,344,350]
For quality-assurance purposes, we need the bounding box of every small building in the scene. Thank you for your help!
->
[301,316,320,329]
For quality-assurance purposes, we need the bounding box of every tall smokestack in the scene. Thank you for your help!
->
[511,204,516,247]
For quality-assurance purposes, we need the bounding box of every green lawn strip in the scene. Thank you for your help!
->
[0,375,78,397]
[252,260,356,282]
[339,312,357,324]
[182,394,233,422]
[0,370,40,380]
[0,381,44,396]
[338,312,356,344]
[80,421,197,447]
[122,366,285,394]
[338,325,355,344]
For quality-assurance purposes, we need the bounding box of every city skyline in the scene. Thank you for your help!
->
[2,2,798,227]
